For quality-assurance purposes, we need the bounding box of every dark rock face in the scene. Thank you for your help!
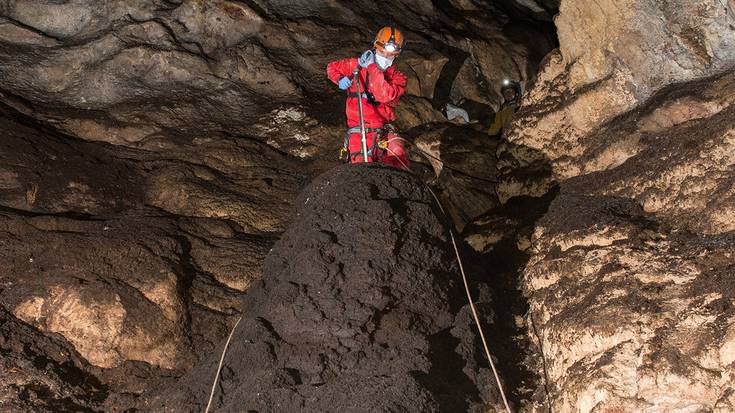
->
[5,0,733,412]
[410,124,502,231]
[148,164,500,412]
[0,103,305,412]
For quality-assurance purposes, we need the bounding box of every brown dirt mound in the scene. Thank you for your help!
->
[146,163,502,412]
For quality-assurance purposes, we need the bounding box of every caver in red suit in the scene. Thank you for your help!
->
[326,27,409,168]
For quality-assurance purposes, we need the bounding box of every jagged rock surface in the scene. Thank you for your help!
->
[0,307,109,413]
[0,0,556,157]
[146,164,501,413]
[462,67,735,410]
[7,0,734,412]
[507,0,735,181]
[523,191,735,412]
[0,104,305,412]
[517,71,735,412]
[488,3,735,411]
[0,2,559,410]
[410,124,502,231]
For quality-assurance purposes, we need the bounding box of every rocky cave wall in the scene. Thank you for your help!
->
[147,165,503,413]
[0,1,559,412]
[480,0,735,412]
[0,0,557,155]
[2,0,734,412]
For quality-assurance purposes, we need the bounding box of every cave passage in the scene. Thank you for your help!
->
[0,1,566,412]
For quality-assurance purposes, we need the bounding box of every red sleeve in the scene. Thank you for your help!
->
[327,58,357,85]
[366,65,407,104]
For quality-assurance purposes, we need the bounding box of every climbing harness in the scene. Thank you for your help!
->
[342,125,392,163]
[382,145,514,413]
[340,68,383,162]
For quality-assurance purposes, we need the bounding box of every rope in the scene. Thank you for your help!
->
[382,146,513,413]
[528,313,554,412]
[382,136,499,184]
[449,229,512,413]
[204,316,243,413]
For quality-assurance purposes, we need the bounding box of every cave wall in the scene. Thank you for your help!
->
[496,1,735,411]
[507,0,735,180]
[0,1,558,412]
[3,0,733,412]
[0,0,557,156]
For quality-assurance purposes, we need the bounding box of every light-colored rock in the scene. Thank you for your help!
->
[509,0,735,179]
[523,194,735,413]
[0,1,564,411]
[15,286,128,369]
[1,217,188,369]
[553,72,735,235]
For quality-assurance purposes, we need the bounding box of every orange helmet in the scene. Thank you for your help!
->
[373,26,404,55]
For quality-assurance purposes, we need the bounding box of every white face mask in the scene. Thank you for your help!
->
[375,53,395,70]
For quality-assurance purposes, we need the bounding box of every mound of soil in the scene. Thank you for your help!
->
[147,164,500,412]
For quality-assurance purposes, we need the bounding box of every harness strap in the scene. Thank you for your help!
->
[346,126,382,134]
[364,70,377,105]
[347,127,389,161]
[344,126,382,150]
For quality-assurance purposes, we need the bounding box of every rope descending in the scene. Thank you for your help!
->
[383,145,513,413]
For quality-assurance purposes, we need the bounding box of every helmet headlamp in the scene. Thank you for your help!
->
[374,26,404,55]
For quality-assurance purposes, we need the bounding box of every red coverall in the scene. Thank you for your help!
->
[327,57,409,168]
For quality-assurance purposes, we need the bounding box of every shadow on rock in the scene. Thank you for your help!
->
[407,123,502,231]
[393,120,558,410]
[460,138,557,411]
[0,102,303,412]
